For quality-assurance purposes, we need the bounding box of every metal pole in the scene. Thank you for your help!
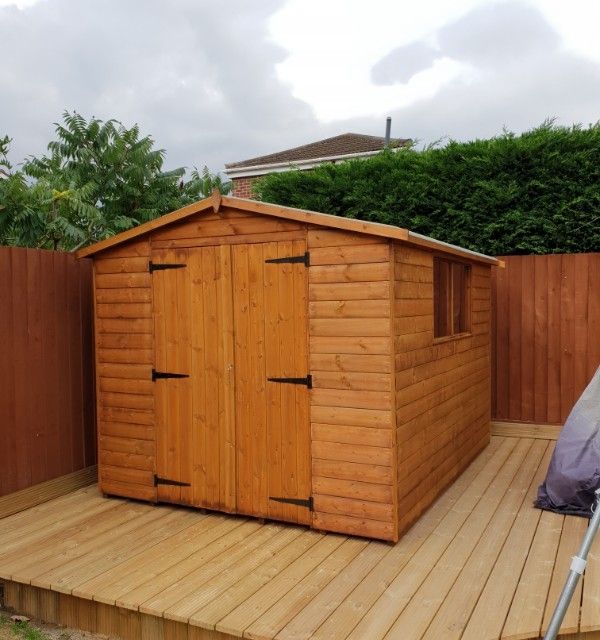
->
[544,488,600,640]
[384,117,392,147]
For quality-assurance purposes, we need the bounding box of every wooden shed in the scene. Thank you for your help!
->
[78,192,499,542]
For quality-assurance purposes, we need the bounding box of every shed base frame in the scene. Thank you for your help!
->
[2,582,234,640]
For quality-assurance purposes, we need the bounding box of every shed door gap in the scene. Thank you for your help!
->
[265,251,310,267]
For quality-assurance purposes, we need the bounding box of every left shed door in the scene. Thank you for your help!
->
[151,247,236,510]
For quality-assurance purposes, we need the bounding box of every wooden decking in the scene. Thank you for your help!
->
[1,435,599,640]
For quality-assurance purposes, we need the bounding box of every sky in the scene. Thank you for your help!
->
[1,0,599,174]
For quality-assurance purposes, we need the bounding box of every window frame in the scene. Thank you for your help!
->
[433,255,472,342]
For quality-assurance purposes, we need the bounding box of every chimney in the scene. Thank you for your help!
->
[384,117,392,148]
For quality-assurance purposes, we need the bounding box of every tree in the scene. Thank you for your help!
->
[0,112,229,250]
[0,136,41,247]
[188,165,232,198]
[255,122,600,255]
[0,135,10,178]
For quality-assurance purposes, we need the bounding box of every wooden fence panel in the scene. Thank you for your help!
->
[492,253,600,424]
[0,247,96,496]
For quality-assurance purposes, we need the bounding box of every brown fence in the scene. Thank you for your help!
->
[492,253,600,425]
[0,247,96,496]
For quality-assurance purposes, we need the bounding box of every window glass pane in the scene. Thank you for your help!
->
[452,263,470,334]
[434,258,470,338]
[434,258,451,337]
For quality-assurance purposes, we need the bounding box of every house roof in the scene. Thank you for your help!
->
[225,133,410,170]
[77,191,499,266]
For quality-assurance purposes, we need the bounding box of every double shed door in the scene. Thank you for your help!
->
[152,240,311,525]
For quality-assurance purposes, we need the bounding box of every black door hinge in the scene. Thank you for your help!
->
[154,474,191,487]
[269,496,313,510]
[149,261,186,273]
[265,251,310,267]
[267,374,312,388]
[152,369,190,381]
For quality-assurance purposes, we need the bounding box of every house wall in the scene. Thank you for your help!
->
[394,244,491,534]
[307,229,397,541]
[231,176,262,199]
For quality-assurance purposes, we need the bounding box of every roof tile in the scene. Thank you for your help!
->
[225,133,410,169]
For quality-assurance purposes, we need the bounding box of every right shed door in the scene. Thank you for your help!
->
[231,240,311,525]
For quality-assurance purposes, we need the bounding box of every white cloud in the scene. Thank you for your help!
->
[0,0,41,8]
[0,0,599,175]
[269,0,600,123]
[268,0,489,121]
[529,0,600,62]
[375,2,600,143]
[0,0,319,171]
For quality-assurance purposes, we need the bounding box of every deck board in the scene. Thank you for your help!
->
[3,502,147,581]
[309,437,505,640]
[378,438,537,640]
[581,527,600,634]
[540,513,588,636]
[119,519,262,612]
[461,442,554,640]
[423,439,550,640]
[501,509,564,640]
[1,435,597,640]
[74,513,226,602]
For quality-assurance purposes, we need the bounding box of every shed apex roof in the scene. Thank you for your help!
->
[225,133,411,169]
[76,192,499,266]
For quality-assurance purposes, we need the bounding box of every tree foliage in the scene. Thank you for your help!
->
[255,122,600,255]
[0,112,230,250]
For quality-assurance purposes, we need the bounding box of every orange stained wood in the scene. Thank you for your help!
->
[76,193,498,266]
[307,229,397,541]
[151,241,311,524]
[153,248,191,505]
[93,239,157,504]
[394,245,491,535]
[152,247,236,510]
[85,199,497,543]
[232,239,311,525]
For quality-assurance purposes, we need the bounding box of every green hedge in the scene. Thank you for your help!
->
[255,123,600,255]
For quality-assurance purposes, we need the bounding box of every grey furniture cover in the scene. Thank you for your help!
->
[536,366,600,517]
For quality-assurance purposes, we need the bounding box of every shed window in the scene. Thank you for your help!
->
[433,257,471,338]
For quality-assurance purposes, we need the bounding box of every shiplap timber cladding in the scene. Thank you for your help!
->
[84,193,496,541]
[93,238,157,502]
[394,245,492,535]
[307,229,397,541]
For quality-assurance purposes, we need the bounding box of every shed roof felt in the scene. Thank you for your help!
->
[76,191,499,266]
[225,133,410,169]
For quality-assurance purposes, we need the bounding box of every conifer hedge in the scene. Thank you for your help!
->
[255,123,600,255]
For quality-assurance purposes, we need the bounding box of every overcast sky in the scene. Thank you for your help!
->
[1,0,599,173]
